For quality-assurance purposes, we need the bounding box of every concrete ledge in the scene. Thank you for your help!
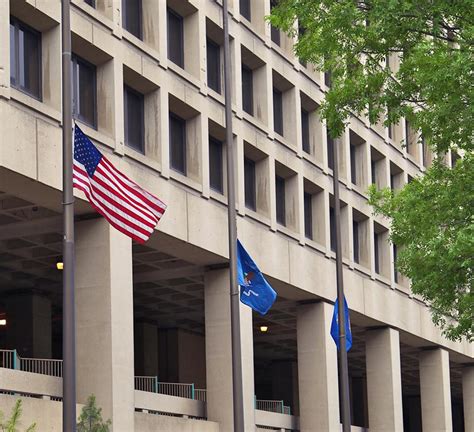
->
[0,368,62,398]
[255,409,299,430]
[135,390,206,418]
[135,411,219,432]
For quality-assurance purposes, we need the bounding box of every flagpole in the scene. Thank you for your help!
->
[61,0,76,431]
[332,135,351,432]
[222,1,245,431]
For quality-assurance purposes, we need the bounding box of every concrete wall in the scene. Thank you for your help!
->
[135,412,219,432]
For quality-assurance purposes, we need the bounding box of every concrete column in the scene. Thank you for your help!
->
[419,348,453,432]
[134,321,158,376]
[76,219,134,432]
[204,269,255,432]
[5,294,52,358]
[297,302,339,432]
[463,366,474,432]
[365,328,403,432]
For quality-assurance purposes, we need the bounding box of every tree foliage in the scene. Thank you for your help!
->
[77,395,111,432]
[269,0,474,341]
[0,400,36,432]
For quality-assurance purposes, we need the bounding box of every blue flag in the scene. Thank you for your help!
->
[237,240,277,315]
[330,296,352,351]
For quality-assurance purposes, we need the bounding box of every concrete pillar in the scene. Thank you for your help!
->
[297,302,339,432]
[463,366,474,432]
[5,294,52,358]
[419,348,452,432]
[134,321,158,376]
[204,269,255,432]
[365,328,403,431]
[76,219,134,432]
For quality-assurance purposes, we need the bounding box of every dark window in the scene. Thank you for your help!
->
[72,55,96,128]
[275,175,286,226]
[371,160,377,185]
[207,40,221,93]
[451,152,460,168]
[122,0,142,39]
[393,244,398,283]
[209,137,223,193]
[167,9,184,68]
[421,135,426,166]
[169,114,186,174]
[124,85,144,152]
[388,123,393,140]
[353,220,360,264]
[327,129,334,170]
[374,232,380,274]
[242,65,253,115]
[324,71,332,87]
[240,0,251,21]
[244,158,256,210]
[329,207,336,252]
[273,88,283,136]
[301,109,310,154]
[10,19,41,99]
[270,0,280,45]
[298,26,307,67]
[304,192,313,240]
[84,0,95,6]
[350,144,357,185]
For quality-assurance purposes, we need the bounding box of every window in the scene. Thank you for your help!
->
[298,26,307,66]
[207,40,221,93]
[122,0,142,39]
[304,192,313,240]
[240,0,251,21]
[209,137,223,193]
[350,144,357,185]
[324,71,332,88]
[393,244,398,283]
[273,88,283,136]
[275,175,286,226]
[353,220,360,264]
[169,114,186,174]
[301,109,310,154]
[10,19,41,99]
[242,65,253,115]
[244,158,256,210]
[72,55,96,128]
[84,0,95,6]
[374,232,380,274]
[167,9,184,68]
[327,129,334,170]
[329,207,336,252]
[124,85,144,152]
[371,160,376,185]
[270,1,280,45]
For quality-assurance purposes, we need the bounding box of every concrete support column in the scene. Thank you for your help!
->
[134,321,158,376]
[204,269,255,432]
[419,348,452,432]
[76,219,134,432]
[365,328,403,431]
[5,294,52,358]
[297,302,339,432]
[463,366,474,432]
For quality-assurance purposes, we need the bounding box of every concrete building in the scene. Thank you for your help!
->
[0,1,472,431]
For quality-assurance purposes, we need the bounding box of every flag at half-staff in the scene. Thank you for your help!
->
[72,124,167,243]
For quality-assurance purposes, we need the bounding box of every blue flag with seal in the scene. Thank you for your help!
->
[237,240,277,315]
[330,296,352,351]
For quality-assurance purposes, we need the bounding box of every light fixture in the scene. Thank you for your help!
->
[260,326,268,333]
[0,319,6,326]
[56,262,64,270]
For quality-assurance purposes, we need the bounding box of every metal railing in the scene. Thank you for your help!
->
[20,357,63,377]
[194,389,206,402]
[256,399,291,415]
[0,349,62,377]
[0,349,17,370]
[157,382,194,399]
[135,376,158,393]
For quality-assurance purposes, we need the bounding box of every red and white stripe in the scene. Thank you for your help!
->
[73,156,166,243]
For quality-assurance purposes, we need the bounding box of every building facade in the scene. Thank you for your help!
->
[0,1,472,431]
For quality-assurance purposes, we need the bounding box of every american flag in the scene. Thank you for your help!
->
[73,125,167,243]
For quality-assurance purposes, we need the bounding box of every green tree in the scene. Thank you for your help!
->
[269,0,473,341]
[0,399,36,432]
[77,395,111,432]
